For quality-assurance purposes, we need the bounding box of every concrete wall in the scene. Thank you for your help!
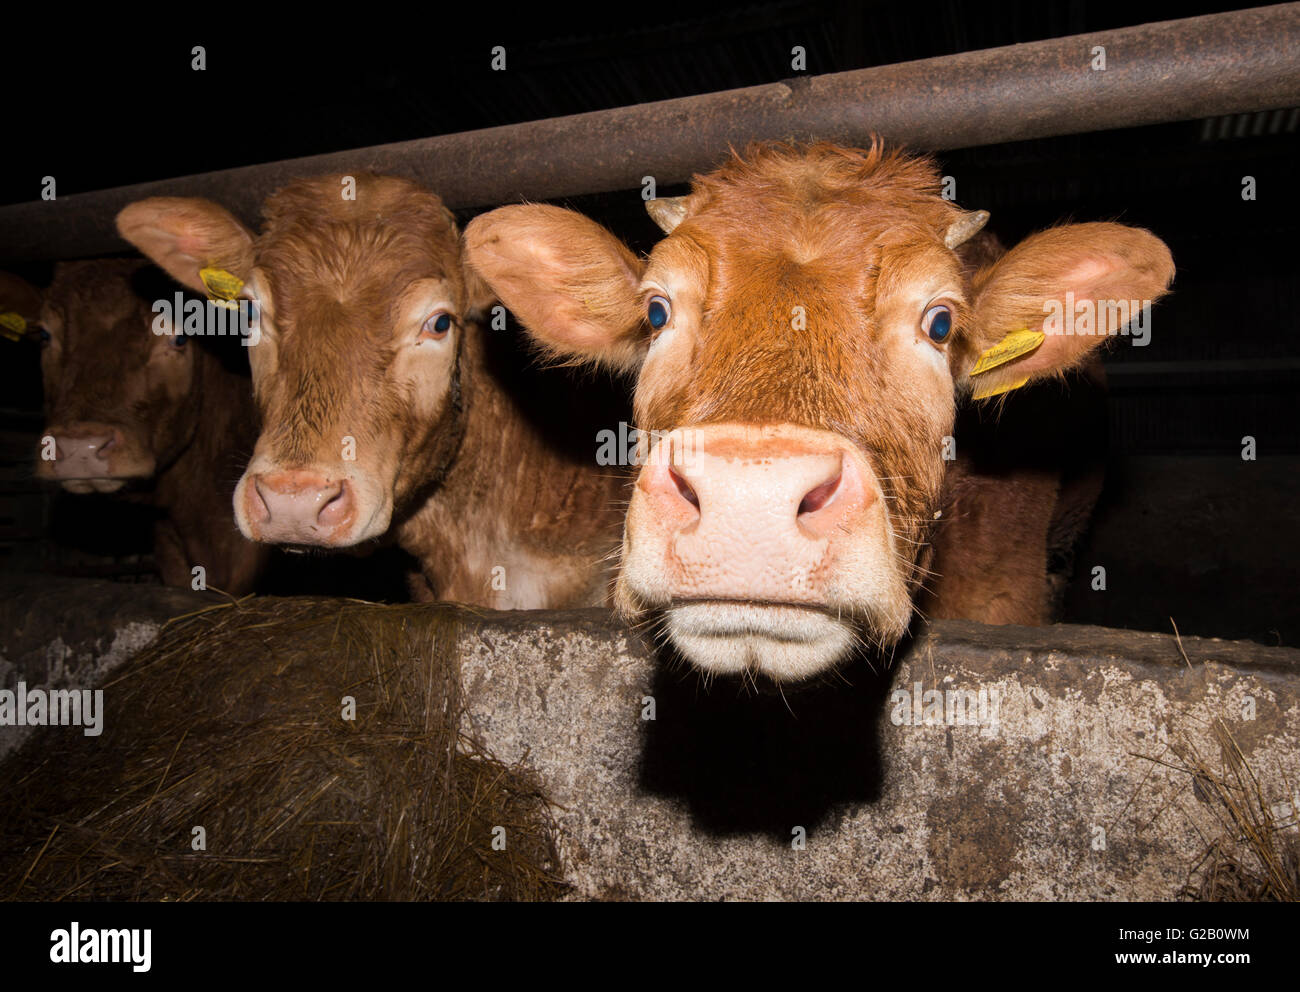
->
[459,613,1300,899]
[2,577,1297,899]
[0,578,201,762]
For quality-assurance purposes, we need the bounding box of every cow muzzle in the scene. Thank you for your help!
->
[617,423,914,681]
[235,466,390,548]
[36,422,155,493]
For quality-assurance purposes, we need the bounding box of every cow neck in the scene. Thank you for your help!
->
[393,322,473,521]
[396,316,535,542]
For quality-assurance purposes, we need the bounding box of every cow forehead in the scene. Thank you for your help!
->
[254,177,461,329]
[634,160,966,438]
[45,260,149,328]
[644,212,963,378]
[686,140,948,206]
[647,164,960,313]
[666,192,953,269]
[261,222,454,302]
[43,264,158,374]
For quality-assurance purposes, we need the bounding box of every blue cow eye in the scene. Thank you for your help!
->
[925,305,952,343]
[38,328,51,346]
[647,296,671,330]
[172,331,188,348]
[422,311,454,337]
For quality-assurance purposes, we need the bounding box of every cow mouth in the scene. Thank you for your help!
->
[661,600,858,683]
[45,469,154,494]
[57,477,137,494]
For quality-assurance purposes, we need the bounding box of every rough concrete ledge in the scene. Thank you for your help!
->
[0,576,210,761]
[2,577,1297,900]
[459,613,1300,900]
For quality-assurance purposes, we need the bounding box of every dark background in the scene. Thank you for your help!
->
[0,1,1296,642]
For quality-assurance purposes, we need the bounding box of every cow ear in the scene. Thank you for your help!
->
[116,197,256,296]
[0,271,43,323]
[458,244,498,322]
[464,204,647,372]
[958,222,1174,398]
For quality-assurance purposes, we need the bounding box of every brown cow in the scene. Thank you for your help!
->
[465,141,1174,681]
[117,174,625,608]
[4,259,266,593]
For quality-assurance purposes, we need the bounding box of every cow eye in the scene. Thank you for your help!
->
[172,331,188,349]
[421,311,454,338]
[38,328,51,347]
[647,295,671,330]
[923,304,952,343]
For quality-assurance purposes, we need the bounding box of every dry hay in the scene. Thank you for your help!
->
[1133,622,1300,902]
[0,597,567,901]
[1173,717,1300,901]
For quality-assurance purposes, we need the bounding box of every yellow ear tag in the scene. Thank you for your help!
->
[0,311,27,341]
[199,267,244,311]
[971,375,1030,401]
[970,328,1045,376]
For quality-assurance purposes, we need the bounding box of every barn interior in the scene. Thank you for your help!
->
[2,0,1295,645]
[0,2,1296,905]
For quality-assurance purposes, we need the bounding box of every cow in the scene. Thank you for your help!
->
[464,140,1175,681]
[3,260,267,593]
[116,174,626,608]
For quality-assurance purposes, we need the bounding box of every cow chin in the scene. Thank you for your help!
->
[663,602,859,682]
[616,528,918,682]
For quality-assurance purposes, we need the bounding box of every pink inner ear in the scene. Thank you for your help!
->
[968,223,1174,389]
[1014,254,1131,376]
[173,232,207,260]
[1063,255,1118,297]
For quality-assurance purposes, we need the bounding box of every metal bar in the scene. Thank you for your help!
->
[3,4,1298,263]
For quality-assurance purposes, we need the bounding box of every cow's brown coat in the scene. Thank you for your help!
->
[466,141,1175,675]
[118,175,625,607]
[8,259,266,593]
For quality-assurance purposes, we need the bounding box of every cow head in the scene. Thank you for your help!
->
[466,141,1175,682]
[118,174,490,549]
[6,260,202,494]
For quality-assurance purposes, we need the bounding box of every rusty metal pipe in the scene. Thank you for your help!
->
[2,4,1298,263]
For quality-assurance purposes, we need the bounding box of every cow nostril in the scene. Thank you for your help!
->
[669,467,699,509]
[317,480,351,526]
[798,473,841,516]
[248,477,272,524]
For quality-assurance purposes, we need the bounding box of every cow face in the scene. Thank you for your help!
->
[7,261,200,494]
[466,141,1175,682]
[118,175,488,549]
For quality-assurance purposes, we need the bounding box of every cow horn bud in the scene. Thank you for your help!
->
[646,196,689,234]
[944,209,990,249]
